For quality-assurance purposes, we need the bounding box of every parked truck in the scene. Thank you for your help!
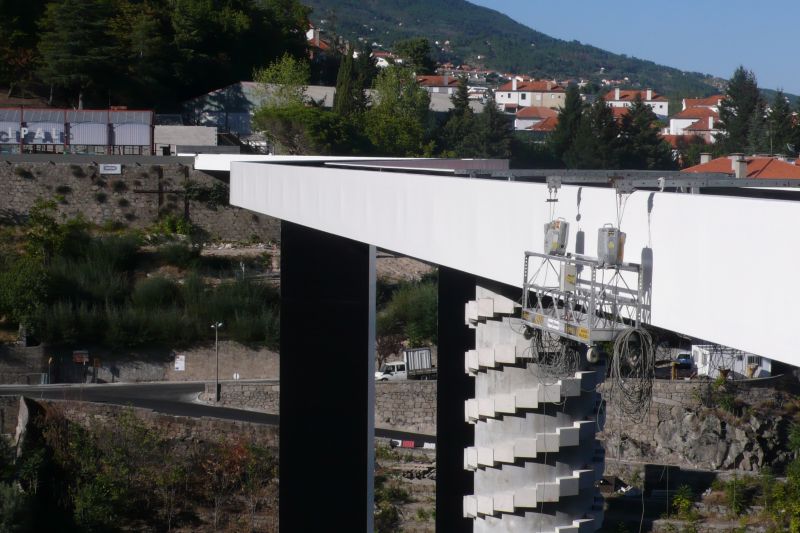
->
[374,347,437,381]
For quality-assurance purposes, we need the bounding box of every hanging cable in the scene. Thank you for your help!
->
[610,327,655,423]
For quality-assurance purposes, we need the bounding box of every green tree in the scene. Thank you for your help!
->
[767,90,795,155]
[718,66,763,153]
[439,77,475,156]
[0,0,45,97]
[37,0,116,108]
[549,85,584,165]
[565,96,619,169]
[463,90,512,158]
[746,101,769,154]
[333,49,364,117]
[394,37,436,75]
[254,53,311,109]
[365,66,432,156]
[618,94,675,170]
[108,2,175,107]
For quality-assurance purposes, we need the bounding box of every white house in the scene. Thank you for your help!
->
[514,106,558,131]
[495,78,565,111]
[693,344,772,379]
[416,75,460,95]
[604,88,669,118]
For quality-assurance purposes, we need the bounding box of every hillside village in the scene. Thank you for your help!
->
[5,2,800,532]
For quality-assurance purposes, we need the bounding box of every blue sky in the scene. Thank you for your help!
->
[468,0,798,94]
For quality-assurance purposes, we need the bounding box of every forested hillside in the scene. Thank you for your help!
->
[304,0,721,97]
[0,0,310,110]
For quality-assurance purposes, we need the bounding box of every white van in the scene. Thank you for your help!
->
[374,361,407,381]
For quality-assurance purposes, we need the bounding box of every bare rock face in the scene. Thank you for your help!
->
[652,408,788,471]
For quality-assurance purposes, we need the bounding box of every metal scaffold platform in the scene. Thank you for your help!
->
[521,250,649,347]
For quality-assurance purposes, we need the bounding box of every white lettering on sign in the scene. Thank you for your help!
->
[99,164,122,175]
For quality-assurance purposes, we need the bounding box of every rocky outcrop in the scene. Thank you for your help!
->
[607,406,790,471]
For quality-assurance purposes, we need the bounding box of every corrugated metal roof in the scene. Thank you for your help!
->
[23,109,63,122]
[0,109,21,121]
[109,110,152,124]
[67,110,109,123]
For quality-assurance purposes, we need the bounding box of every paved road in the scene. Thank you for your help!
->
[0,381,435,443]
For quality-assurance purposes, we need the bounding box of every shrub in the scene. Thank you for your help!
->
[69,164,86,178]
[157,242,199,269]
[55,185,72,195]
[94,192,107,204]
[111,180,127,193]
[377,280,438,347]
[13,166,33,179]
[131,277,181,310]
[672,484,697,520]
[117,198,130,208]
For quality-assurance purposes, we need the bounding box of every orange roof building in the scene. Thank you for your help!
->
[496,78,566,111]
[682,155,800,179]
[605,87,669,117]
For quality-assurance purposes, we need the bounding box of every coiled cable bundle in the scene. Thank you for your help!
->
[610,327,655,423]
[530,328,580,379]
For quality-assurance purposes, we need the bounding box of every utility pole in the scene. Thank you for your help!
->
[212,322,223,402]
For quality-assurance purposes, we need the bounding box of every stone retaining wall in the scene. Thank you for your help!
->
[0,161,279,242]
[206,380,438,435]
[42,399,278,448]
[600,378,793,472]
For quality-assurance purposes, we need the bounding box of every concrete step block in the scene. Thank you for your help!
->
[478,347,496,368]
[514,438,538,459]
[493,492,515,513]
[478,398,496,418]
[465,447,479,470]
[477,298,495,318]
[477,494,494,516]
[514,487,538,508]
[494,393,516,414]
[477,446,495,467]
[495,441,516,463]
[465,301,479,323]
[465,349,479,374]
[465,399,479,422]
[556,425,580,447]
[494,343,517,364]
[463,495,478,518]
[515,388,540,409]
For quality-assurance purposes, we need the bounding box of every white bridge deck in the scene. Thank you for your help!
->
[210,156,800,368]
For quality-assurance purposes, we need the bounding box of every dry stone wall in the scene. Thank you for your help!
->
[43,399,278,448]
[601,378,793,473]
[0,159,279,242]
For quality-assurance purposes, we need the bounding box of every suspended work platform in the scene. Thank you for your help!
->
[520,250,650,345]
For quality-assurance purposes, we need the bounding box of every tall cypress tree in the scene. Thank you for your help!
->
[549,85,583,165]
[565,96,619,169]
[746,102,769,154]
[618,94,674,170]
[463,90,512,158]
[767,90,794,155]
[440,77,475,156]
[37,0,116,107]
[333,49,359,116]
[718,66,763,153]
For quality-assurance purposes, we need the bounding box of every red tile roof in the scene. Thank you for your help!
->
[604,89,668,102]
[416,75,460,87]
[515,106,558,119]
[611,107,629,118]
[498,80,564,92]
[672,107,718,120]
[661,135,682,148]
[530,116,559,132]
[685,118,719,132]
[682,156,800,178]
[684,95,724,108]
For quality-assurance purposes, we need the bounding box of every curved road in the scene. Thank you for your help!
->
[0,381,435,443]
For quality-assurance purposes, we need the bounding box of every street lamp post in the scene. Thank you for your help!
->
[212,322,223,402]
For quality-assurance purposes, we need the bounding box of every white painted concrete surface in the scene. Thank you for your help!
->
[229,161,800,367]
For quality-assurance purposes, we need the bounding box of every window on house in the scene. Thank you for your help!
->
[507,93,511,98]
[746,355,762,366]
[521,94,527,100]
